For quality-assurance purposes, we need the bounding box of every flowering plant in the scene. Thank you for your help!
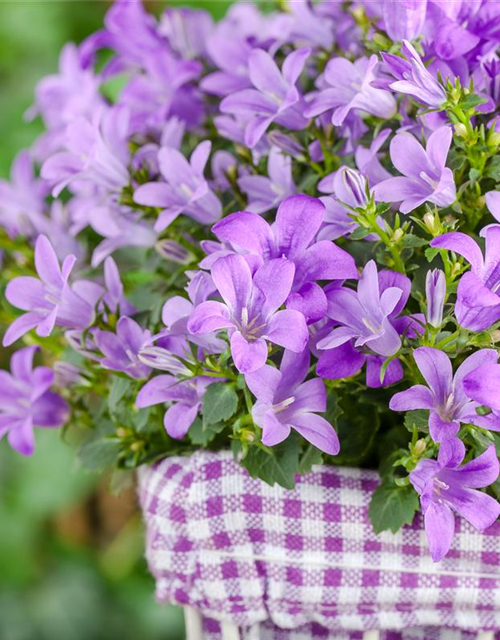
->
[4,0,500,563]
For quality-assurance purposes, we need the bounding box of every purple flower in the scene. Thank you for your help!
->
[305,55,396,126]
[317,261,422,388]
[410,442,500,562]
[41,106,131,197]
[0,346,69,456]
[431,226,500,331]
[95,317,152,379]
[4,235,95,346]
[134,140,222,232]
[220,47,311,148]
[187,254,309,373]
[486,190,500,221]
[238,147,295,214]
[245,348,339,455]
[318,260,404,358]
[373,126,456,213]
[382,0,428,41]
[0,151,50,238]
[136,374,215,439]
[390,347,500,442]
[211,195,358,323]
[380,40,447,108]
[426,269,446,328]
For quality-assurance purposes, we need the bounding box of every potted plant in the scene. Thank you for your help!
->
[2,0,500,637]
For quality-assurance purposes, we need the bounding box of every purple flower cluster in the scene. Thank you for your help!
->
[3,0,500,562]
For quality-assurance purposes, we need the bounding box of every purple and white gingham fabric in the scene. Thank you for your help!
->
[138,450,500,640]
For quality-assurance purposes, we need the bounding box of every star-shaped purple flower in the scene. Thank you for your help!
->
[220,47,311,148]
[245,348,340,455]
[0,346,69,456]
[187,254,309,373]
[134,140,222,232]
[373,126,456,213]
[390,347,500,442]
[4,235,95,347]
[410,442,500,562]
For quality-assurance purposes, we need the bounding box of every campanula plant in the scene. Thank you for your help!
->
[4,0,500,562]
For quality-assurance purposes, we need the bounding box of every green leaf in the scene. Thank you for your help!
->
[298,444,323,474]
[189,418,225,446]
[240,433,301,489]
[460,93,488,110]
[202,383,238,425]
[349,226,372,241]
[425,247,439,263]
[78,437,122,472]
[401,233,427,248]
[109,376,132,414]
[404,409,429,432]
[368,481,419,534]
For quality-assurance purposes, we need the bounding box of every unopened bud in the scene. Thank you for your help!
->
[423,211,438,234]
[116,427,130,439]
[393,228,404,242]
[130,441,144,453]
[155,240,193,265]
[413,439,427,456]
[454,123,468,138]
[426,269,446,328]
[240,429,256,444]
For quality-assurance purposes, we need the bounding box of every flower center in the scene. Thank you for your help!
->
[273,396,295,413]
[362,317,382,334]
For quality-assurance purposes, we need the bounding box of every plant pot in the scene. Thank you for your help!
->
[138,450,500,640]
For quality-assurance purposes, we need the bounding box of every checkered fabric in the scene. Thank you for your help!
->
[137,450,500,639]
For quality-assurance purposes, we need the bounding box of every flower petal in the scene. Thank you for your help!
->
[230,331,268,374]
[291,413,339,456]
[390,384,434,411]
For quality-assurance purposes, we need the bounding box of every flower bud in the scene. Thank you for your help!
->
[413,439,427,456]
[393,228,404,242]
[334,167,368,209]
[155,240,193,264]
[454,123,468,138]
[423,211,439,235]
[426,269,446,328]
[138,346,192,376]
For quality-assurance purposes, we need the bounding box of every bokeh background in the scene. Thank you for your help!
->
[0,2,225,639]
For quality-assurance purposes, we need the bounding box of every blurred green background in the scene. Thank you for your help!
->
[0,2,229,639]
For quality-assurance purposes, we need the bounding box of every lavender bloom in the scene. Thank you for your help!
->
[410,443,500,562]
[382,0,428,41]
[136,375,216,439]
[4,235,94,346]
[485,190,500,221]
[426,269,446,328]
[390,348,500,442]
[431,226,500,331]
[318,260,404,358]
[220,47,311,148]
[134,140,222,232]
[95,317,152,379]
[188,254,309,373]
[317,262,423,388]
[0,346,69,456]
[0,151,50,238]
[462,362,500,412]
[41,106,131,197]
[304,55,397,126]
[380,40,447,108]
[245,348,339,455]
[373,127,456,213]
[211,195,358,323]
[238,147,295,214]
